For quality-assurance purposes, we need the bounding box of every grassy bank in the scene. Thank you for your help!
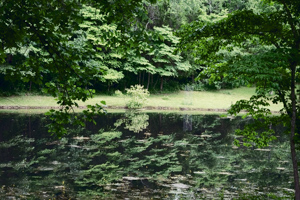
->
[0,87,283,112]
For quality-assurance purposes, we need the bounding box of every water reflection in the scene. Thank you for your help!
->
[183,114,192,132]
[114,110,149,133]
[0,113,293,199]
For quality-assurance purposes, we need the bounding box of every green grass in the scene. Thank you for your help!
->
[0,87,283,112]
[0,95,57,107]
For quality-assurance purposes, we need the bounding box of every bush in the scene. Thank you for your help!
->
[125,84,150,109]
[114,90,124,96]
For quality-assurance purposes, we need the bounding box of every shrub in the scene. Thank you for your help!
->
[114,90,123,96]
[125,84,150,109]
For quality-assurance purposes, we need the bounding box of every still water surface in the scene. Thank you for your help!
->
[0,112,294,199]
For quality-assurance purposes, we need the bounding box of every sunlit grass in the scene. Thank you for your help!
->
[0,87,283,112]
[0,95,57,106]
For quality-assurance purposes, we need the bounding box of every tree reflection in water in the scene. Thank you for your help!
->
[114,110,149,133]
[0,113,294,199]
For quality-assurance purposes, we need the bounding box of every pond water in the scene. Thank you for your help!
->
[0,112,294,199]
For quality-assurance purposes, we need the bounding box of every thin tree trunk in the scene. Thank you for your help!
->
[160,77,163,92]
[147,73,150,90]
[29,81,32,92]
[153,75,158,89]
[151,74,153,85]
[139,72,141,85]
[142,71,145,86]
[290,64,300,200]
[124,72,127,91]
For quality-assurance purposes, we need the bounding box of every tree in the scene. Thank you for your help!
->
[79,5,125,91]
[124,26,191,91]
[0,0,156,136]
[178,0,300,198]
[146,26,191,91]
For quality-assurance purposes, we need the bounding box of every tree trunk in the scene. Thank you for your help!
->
[151,74,153,85]
[124,72,127,91]
[160,77,163,92]
[153,75,158,89]
[290,65,300,200]
[29,81,32,92]
[147,73,150,90]
[139,72,141,85]
[142,71,145,86]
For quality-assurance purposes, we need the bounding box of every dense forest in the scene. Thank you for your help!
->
[2,0,300,198]
[0,0,261,96]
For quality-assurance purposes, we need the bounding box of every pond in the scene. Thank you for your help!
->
[0,112,294,199]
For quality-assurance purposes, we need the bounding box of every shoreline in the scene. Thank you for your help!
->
[0,105,280,114]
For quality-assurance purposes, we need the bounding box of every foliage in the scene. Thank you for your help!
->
[45,102,106,138]
[178,0,300,198]
[149,26,192,77]
[125,84,150,109]
[122,25,191,91]
[0,0,256,99]
[0,0,158,135]
[79,5,125,84]
[114,90,124,97]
